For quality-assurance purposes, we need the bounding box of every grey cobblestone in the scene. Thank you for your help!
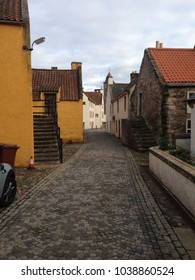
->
[0,130,191,259]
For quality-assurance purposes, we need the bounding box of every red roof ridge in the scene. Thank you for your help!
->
[148,47,195,50]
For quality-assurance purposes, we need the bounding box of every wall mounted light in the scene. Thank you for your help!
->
[23,37,45,51]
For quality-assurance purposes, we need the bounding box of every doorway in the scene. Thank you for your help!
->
[137,92,142,116]
[44,93,57,116]
[118,120,121,138]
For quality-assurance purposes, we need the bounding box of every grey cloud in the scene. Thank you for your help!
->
[28,0,195,90]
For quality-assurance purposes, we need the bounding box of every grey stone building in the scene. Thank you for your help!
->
[130,42,195,142]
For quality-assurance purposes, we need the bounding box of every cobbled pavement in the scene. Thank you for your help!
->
[0,130,191,259]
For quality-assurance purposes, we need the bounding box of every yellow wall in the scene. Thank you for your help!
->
[0,24,34,166]
[58,100,83,142]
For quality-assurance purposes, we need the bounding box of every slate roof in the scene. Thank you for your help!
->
[84,91,102,105]
[0,0,24,23]
[32,68,81,101]
[111,83,129,101]
[148,48,195,84]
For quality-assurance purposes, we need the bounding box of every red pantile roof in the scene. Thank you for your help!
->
[84,91,102,105]
[32,68,81,101]
[0,0,23,23]
[148,48,195,84]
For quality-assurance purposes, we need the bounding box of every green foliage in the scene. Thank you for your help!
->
[169,147,195,167]
[158,136,169,151]
[158,136,195,167]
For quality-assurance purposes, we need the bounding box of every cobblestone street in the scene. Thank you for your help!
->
[0,130,193,259]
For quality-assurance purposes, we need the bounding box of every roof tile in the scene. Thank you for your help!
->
[0,0,23,22]
[84,91,102,105]
[148,48,195,83]
[32,68,80,101]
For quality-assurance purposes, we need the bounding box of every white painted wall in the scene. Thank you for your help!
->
[149,147,195,218]
[105,76,113,133]
[191,104,195,155]
[112,93,129,138]
[83,92,105,129]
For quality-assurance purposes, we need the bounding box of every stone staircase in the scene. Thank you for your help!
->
[33,115,60,163]
[123,117,157,151]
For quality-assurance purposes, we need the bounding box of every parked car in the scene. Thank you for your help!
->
[0,163,17,207]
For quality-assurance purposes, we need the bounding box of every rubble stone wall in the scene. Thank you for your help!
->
[130,50,192,141]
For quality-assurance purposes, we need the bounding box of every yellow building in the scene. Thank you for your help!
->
[0,0,34,166]
[32,63,83,162]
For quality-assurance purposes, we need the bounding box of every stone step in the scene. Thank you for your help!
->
[136,135,156,142]
[127,117,157,151]
[34,133,57,139]
[33,122,55,127]
[35,149,59,156]
[34,128,55,133]
[34,141,58,148]
[35,155,60,163]
[135,131,153,136]
[33,115,60,163]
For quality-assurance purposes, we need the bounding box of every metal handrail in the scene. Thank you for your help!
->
[33,101,63,163]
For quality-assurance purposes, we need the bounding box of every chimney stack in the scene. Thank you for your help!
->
[71,62,82,70]
[156,41,163,48]
[71,62,83,98]
[130,71,138,83]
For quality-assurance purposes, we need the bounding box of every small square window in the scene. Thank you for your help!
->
[186,119,191,133]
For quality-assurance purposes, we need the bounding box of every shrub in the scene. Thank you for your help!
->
[158,136,169,151]
[169,147,195,167]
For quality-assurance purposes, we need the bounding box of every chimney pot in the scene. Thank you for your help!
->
[130,71,138,83]
[156,41,160,48]
[156,41,163,48]
[160,42,163,48]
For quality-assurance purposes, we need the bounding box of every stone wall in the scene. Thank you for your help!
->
[165,88,191,137]
[130,50,164,140]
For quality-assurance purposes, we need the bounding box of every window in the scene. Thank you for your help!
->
[83,101,86,105]
[89,111,94,118]
[187,92,195,113]
[33,92,40,101]
[186,119,191,133]
[124,96,126,111]
[95,114,99,118]
[110,103,114,115]
[137,92,142,116]
[117,100,119,113]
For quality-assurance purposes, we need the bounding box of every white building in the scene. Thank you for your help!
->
[104,72,139,139]
[104,72,114,133]
[104,72,129,137]
[111,91,129,138]
[83,89,105,129]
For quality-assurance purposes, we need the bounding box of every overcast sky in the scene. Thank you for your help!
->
[28,0,195,91]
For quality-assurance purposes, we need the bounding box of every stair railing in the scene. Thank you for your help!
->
[46,99,63,163]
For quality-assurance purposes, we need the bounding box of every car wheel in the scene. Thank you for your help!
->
[1,176,17,207]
